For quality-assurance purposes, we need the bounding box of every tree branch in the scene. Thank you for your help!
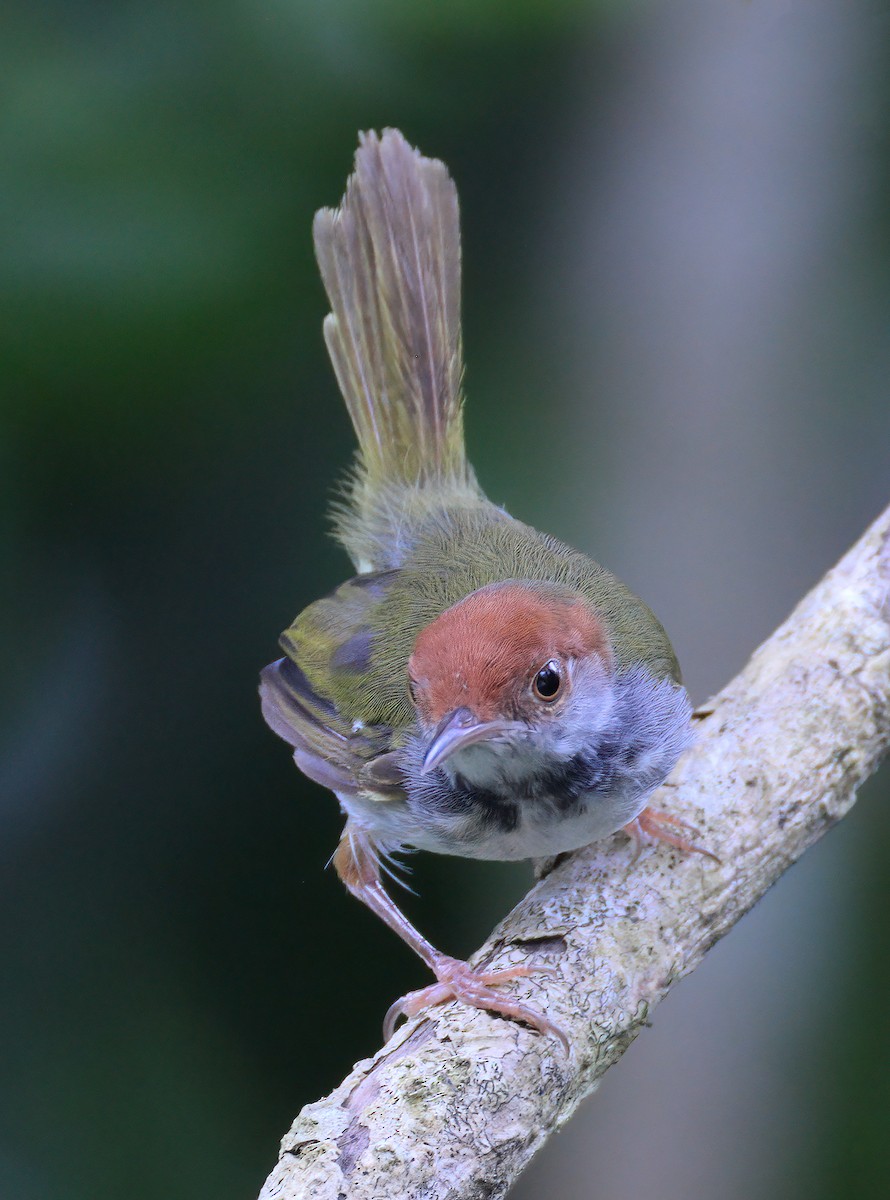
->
[258,504,890,1200]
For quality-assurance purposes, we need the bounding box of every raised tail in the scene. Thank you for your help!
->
[313,129,484,570]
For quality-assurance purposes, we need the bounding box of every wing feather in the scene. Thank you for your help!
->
[260,570,407,801]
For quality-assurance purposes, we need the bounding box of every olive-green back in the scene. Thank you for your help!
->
[281,503,680,737]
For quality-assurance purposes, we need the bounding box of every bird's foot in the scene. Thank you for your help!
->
[624,806,720,864]
[383,955,569,1052]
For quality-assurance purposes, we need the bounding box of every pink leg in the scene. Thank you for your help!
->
[624,806,720,863]
[333,824,568,1051]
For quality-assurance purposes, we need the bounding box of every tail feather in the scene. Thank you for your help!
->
[314,130,481,568]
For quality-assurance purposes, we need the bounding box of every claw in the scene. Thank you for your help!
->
[383,956,570,1053]
[625,806,720,863]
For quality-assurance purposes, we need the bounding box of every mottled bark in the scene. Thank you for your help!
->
[259,504,890,1200]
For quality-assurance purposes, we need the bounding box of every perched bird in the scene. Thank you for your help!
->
[261,129,699,1048]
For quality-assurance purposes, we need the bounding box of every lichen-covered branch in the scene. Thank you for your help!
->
[259,504,890,1200]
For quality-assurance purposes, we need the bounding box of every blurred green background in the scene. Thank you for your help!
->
[2,2,889,1198]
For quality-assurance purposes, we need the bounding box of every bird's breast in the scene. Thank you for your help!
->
[341,754,650,862]
[411,766,650,859]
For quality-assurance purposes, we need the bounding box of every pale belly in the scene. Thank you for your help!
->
[339,781,651,862]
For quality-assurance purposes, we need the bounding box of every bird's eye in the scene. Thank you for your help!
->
[532,660,562,701]
[407,675,419,705]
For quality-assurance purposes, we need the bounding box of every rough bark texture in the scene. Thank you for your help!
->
[259,504,890,1200]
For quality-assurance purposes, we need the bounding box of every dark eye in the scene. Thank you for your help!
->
[407,675,419,705]
[532,660,562,701]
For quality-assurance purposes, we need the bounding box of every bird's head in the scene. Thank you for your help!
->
[406,581,614,786]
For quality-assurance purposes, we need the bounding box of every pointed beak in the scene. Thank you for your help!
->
[421,707,521,775]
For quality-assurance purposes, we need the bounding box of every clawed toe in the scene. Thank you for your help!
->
[383,983,451,1041]
[625,806,720,863]
[383,957,569,1053]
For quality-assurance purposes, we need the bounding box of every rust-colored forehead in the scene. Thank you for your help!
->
[408,583,609,722]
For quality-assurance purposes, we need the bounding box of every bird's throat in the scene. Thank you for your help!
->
[444,738,557,795]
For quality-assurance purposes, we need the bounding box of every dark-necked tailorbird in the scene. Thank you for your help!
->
[261,129,699,1050]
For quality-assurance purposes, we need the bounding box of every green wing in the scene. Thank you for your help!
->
[260,570,407,797]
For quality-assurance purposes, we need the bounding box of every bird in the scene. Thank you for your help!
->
[260,128,701,1050]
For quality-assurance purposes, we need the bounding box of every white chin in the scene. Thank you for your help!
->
[445,739,533,789]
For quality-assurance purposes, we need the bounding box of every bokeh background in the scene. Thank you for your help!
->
[3,2,890,1197]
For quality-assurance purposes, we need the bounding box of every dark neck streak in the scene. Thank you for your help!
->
[443,744,626,835]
